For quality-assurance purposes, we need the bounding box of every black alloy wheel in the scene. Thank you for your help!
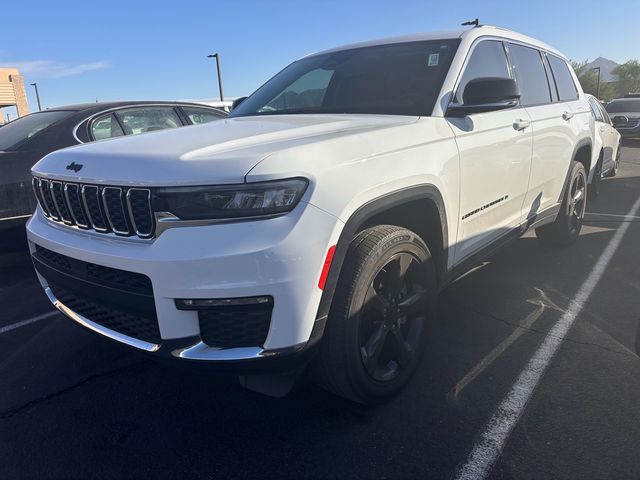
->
[358,252,428,382]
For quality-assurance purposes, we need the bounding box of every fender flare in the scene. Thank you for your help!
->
[315,184,448,321]
[558,138,592,203]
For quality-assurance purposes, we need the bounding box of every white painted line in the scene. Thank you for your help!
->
[454,194,640,480]
[0,311,58,335]
[586,212,640,220]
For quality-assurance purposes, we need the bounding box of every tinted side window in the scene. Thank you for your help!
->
[115,107,182,136]
[548,55,579,101]
[91,113,125,141]
[588,97,604,122]
[455,40,510,103]
[598,103,611,124]
[182,107,225,125]
[508,44,551,106]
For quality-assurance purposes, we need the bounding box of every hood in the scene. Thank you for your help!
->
[32,114,416,186]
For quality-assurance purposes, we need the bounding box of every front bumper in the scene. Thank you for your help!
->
[616,123,640,138]
[27,201,342,371]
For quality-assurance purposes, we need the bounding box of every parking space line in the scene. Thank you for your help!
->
[0,311,58,335]
[454,194,640,480]
[586,212,640,220]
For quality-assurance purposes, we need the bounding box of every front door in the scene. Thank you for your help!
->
[447,40,533,264]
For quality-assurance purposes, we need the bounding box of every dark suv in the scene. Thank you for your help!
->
[606,98,640,139]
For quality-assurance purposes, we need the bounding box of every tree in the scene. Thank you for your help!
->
[612,60,640,95]
[570,60,616,101]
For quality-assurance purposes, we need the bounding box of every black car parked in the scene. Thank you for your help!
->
[0,101,226,231]
[606,98,640,140]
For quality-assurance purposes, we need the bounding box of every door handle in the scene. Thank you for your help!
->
[562,111,574,121]
[513,118,531,131]
[599,126,605,132]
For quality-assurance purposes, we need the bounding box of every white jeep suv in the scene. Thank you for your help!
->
[27,25,593,404]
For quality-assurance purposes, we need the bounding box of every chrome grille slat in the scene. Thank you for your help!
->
[33,178,50,217]
[64,183,89,228]
[41,180,61,220]
[82,185,109,232]
[126,188,153,238]
[51,181,74,225]
[33,177,155,239]
[102,187,130,235]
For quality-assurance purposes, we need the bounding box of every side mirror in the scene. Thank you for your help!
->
[231,96,248,111]
[447,77,520,116]
[612,115,629,127]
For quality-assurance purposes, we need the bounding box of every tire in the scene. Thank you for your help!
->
[535,160,587,247]
[312,225,437,404]
[588,156,602,199]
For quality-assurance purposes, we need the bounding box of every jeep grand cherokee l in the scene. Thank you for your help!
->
[27,25,593,404]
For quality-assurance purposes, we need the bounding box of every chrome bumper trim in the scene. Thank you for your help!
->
[44,287,160,353]
[171,341,305,361]
[44,287,306,361]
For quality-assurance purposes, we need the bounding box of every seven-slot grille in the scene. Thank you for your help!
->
[32,178,154,238]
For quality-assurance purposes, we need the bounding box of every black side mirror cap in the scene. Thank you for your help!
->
[447,77,520,116]
[231,97,248,111]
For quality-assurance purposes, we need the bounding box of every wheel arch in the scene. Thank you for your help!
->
[315,184,448,321]
[559,138,592,202]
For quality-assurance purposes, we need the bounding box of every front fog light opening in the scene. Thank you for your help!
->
[175,296,273,310]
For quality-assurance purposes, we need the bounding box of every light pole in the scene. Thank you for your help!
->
[207,53,224,103]
[591,67,601,99]
[30,83,42,111]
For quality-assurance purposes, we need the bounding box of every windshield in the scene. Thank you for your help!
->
[606,99,640,114]
[0,110,73,151]
[231,39,460,118]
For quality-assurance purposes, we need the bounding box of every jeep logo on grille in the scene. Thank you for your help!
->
[66,162,83,173]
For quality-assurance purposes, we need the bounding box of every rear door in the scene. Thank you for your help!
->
[447,40,533,264]
[508,43,574,222]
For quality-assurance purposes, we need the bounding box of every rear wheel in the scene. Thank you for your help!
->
[536,161,587,247]
[312,225,437,404]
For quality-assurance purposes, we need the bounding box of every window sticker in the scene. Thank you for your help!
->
[427,53,440,66]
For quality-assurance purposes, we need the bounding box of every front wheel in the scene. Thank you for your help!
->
[312,225,437,404]
[536,160,587,247]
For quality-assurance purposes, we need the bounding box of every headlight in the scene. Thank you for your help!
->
[153,178,308,220]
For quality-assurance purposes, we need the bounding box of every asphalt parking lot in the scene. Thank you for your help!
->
[1,142,640,480]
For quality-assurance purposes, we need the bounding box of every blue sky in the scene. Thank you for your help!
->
[1,0,639,114]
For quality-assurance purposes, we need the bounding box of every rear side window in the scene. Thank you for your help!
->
[508,44,552,106]
[91,113,125,141]
[548,55,579,101]
[182,107,225,125]
[114,107,182,135]
[588,97,604,122]
[455,40,510,103]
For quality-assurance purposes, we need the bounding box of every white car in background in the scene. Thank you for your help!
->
[586,94,622,197]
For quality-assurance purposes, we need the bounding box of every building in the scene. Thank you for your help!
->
[0,68,29,124]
